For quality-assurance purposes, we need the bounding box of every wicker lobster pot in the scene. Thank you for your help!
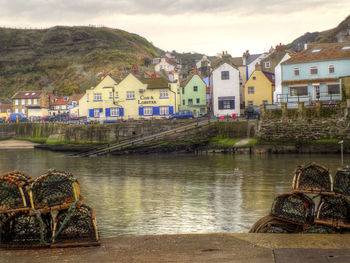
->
[315,195,350,228]
[270,193,315,225]
[52,205,99,245]
[0,212,52,247]
[292,162,332,194]
[249,215,303,233]
[333,167,350,196]
[0,171,31,213]
[29,170,80,210]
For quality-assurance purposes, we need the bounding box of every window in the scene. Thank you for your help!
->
[143,106,153,116]
[311,49,321,53]
[15,108,19,113]
[327,84,340,95]
[28,99,32,105]
[160,106,169,115]
[93,93,102,101]
[111,107,120,117]
[221,71,230,80]
[188,99,193,105]
[109,92,113,99]
[22,99,25,105]
[262,100,268,105]
[264,62,270,68]
[342,46,350,50]
[310,66,318,75]
[248,101,253,106]
[25,93,29,96]
[183,99,185,105]
[248,86,255,94]
[33,99,38,105]
[94,108,101,117]
[218,96,235,110]
[15,99,19,105]
[115,92,119,98]
[126,91,135,100]
[64,97,69,101]
[193,86,198,92]
[289,86,308,96]
[294,67,300,76]
[252,76,256,80]
[160,90,168,98]
[22,109,25,114]
[182,88,184,94]
[329,65,335,74]
[196,98,200,104]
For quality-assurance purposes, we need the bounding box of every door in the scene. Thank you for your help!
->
[314,86,320,101]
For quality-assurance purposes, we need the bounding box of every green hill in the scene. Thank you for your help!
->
[0,26,162,97]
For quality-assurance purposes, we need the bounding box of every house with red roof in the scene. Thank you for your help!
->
[281,42,350,103]
[49,95,72,116]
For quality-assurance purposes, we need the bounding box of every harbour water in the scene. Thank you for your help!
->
[0,148,347,237]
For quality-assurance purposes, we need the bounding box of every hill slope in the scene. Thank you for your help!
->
[0,26,162,97]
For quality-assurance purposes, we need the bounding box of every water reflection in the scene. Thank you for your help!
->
[0,149,348,237]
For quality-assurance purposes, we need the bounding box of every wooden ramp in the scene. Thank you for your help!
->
[71,120,210,157]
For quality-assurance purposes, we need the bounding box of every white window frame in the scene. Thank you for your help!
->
[248,101,253,106]
[248,86,255,94]
[111,107,120,117]
[22,99,25,105]
[294,67,300,76]
[15,99,19,105]
[109,92,113,99]
[264,62,271,68]
[159,106,169,115]
[221,71,230,80]
[94,108,100,118]
[289,86,308,96]
[160,90,168,98]
[34,98,37,105]
[143,106,153,116]
[115,91,119,98]
[126,91,135,100]
[328,64,335,74]
[22,109,25,114]
[310,66,318,75]
[327,83,340,95]
[28,99,32,105]
[15,108,19,113]
[93,93,102,101]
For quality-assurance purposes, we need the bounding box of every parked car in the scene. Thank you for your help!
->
[244,106,260,120]
[0,117,5,123]
[169,110,194,120]
[9,113,28,122]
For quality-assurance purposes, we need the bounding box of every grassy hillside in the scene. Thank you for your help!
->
[0,26,161,97]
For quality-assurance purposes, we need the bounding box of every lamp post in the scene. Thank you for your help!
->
[339,140,344,166]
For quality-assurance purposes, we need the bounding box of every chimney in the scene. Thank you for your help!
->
[242,52,247,66]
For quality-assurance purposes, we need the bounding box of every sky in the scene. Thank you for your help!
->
[0,0,349,56]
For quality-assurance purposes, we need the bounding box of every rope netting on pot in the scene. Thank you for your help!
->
[292,162,332,194]
[333,166,350,196]
[249,215,303,233]
[29,169,81,210]
[0,212,52,247]
[270,193,315,226]
[0,171,31,213]
[315,195,350,228]
[52,205,99,246]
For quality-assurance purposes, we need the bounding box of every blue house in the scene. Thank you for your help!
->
[280,43,350,104]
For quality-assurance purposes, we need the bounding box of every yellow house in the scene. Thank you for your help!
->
[86,73,179,121]
[244,70,275,107]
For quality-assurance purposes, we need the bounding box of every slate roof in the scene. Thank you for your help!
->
[262,71,275,85]
[71,93,85,102]
[12,91,42,99]
[138,77,169,89]
[246,54,263,65]
[283,42,350,64]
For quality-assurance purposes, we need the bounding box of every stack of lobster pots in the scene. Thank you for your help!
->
[0,169,99,248]
[250,162,350,233]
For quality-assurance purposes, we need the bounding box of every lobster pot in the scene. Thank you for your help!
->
[53,205,99,244]
[270,193,315,225]
[315,195,350,227]
[0,171,30,212]
[292,162,332,193]
[30,170,80,209]
[249,215,302,233]
[334,167,350,196]
[0,212,52,247]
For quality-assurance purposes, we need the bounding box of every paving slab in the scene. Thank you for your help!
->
[274,249,350,263]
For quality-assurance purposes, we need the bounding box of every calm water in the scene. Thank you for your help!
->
[0,149,348,237]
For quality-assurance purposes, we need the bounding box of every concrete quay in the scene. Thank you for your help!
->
[1,233,350,263]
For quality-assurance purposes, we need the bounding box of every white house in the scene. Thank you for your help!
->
[154,57,176,72]
[274,53,291,103]
[211,62,240,117]
[246,53,268,80]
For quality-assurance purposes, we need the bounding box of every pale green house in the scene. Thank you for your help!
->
[180,74,207,117]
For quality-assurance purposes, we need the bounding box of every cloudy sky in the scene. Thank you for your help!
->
[1,0,349,56]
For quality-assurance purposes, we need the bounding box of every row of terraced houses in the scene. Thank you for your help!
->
[2,42,350,121]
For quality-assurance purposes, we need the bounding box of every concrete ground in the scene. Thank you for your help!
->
[1,233,350,263]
